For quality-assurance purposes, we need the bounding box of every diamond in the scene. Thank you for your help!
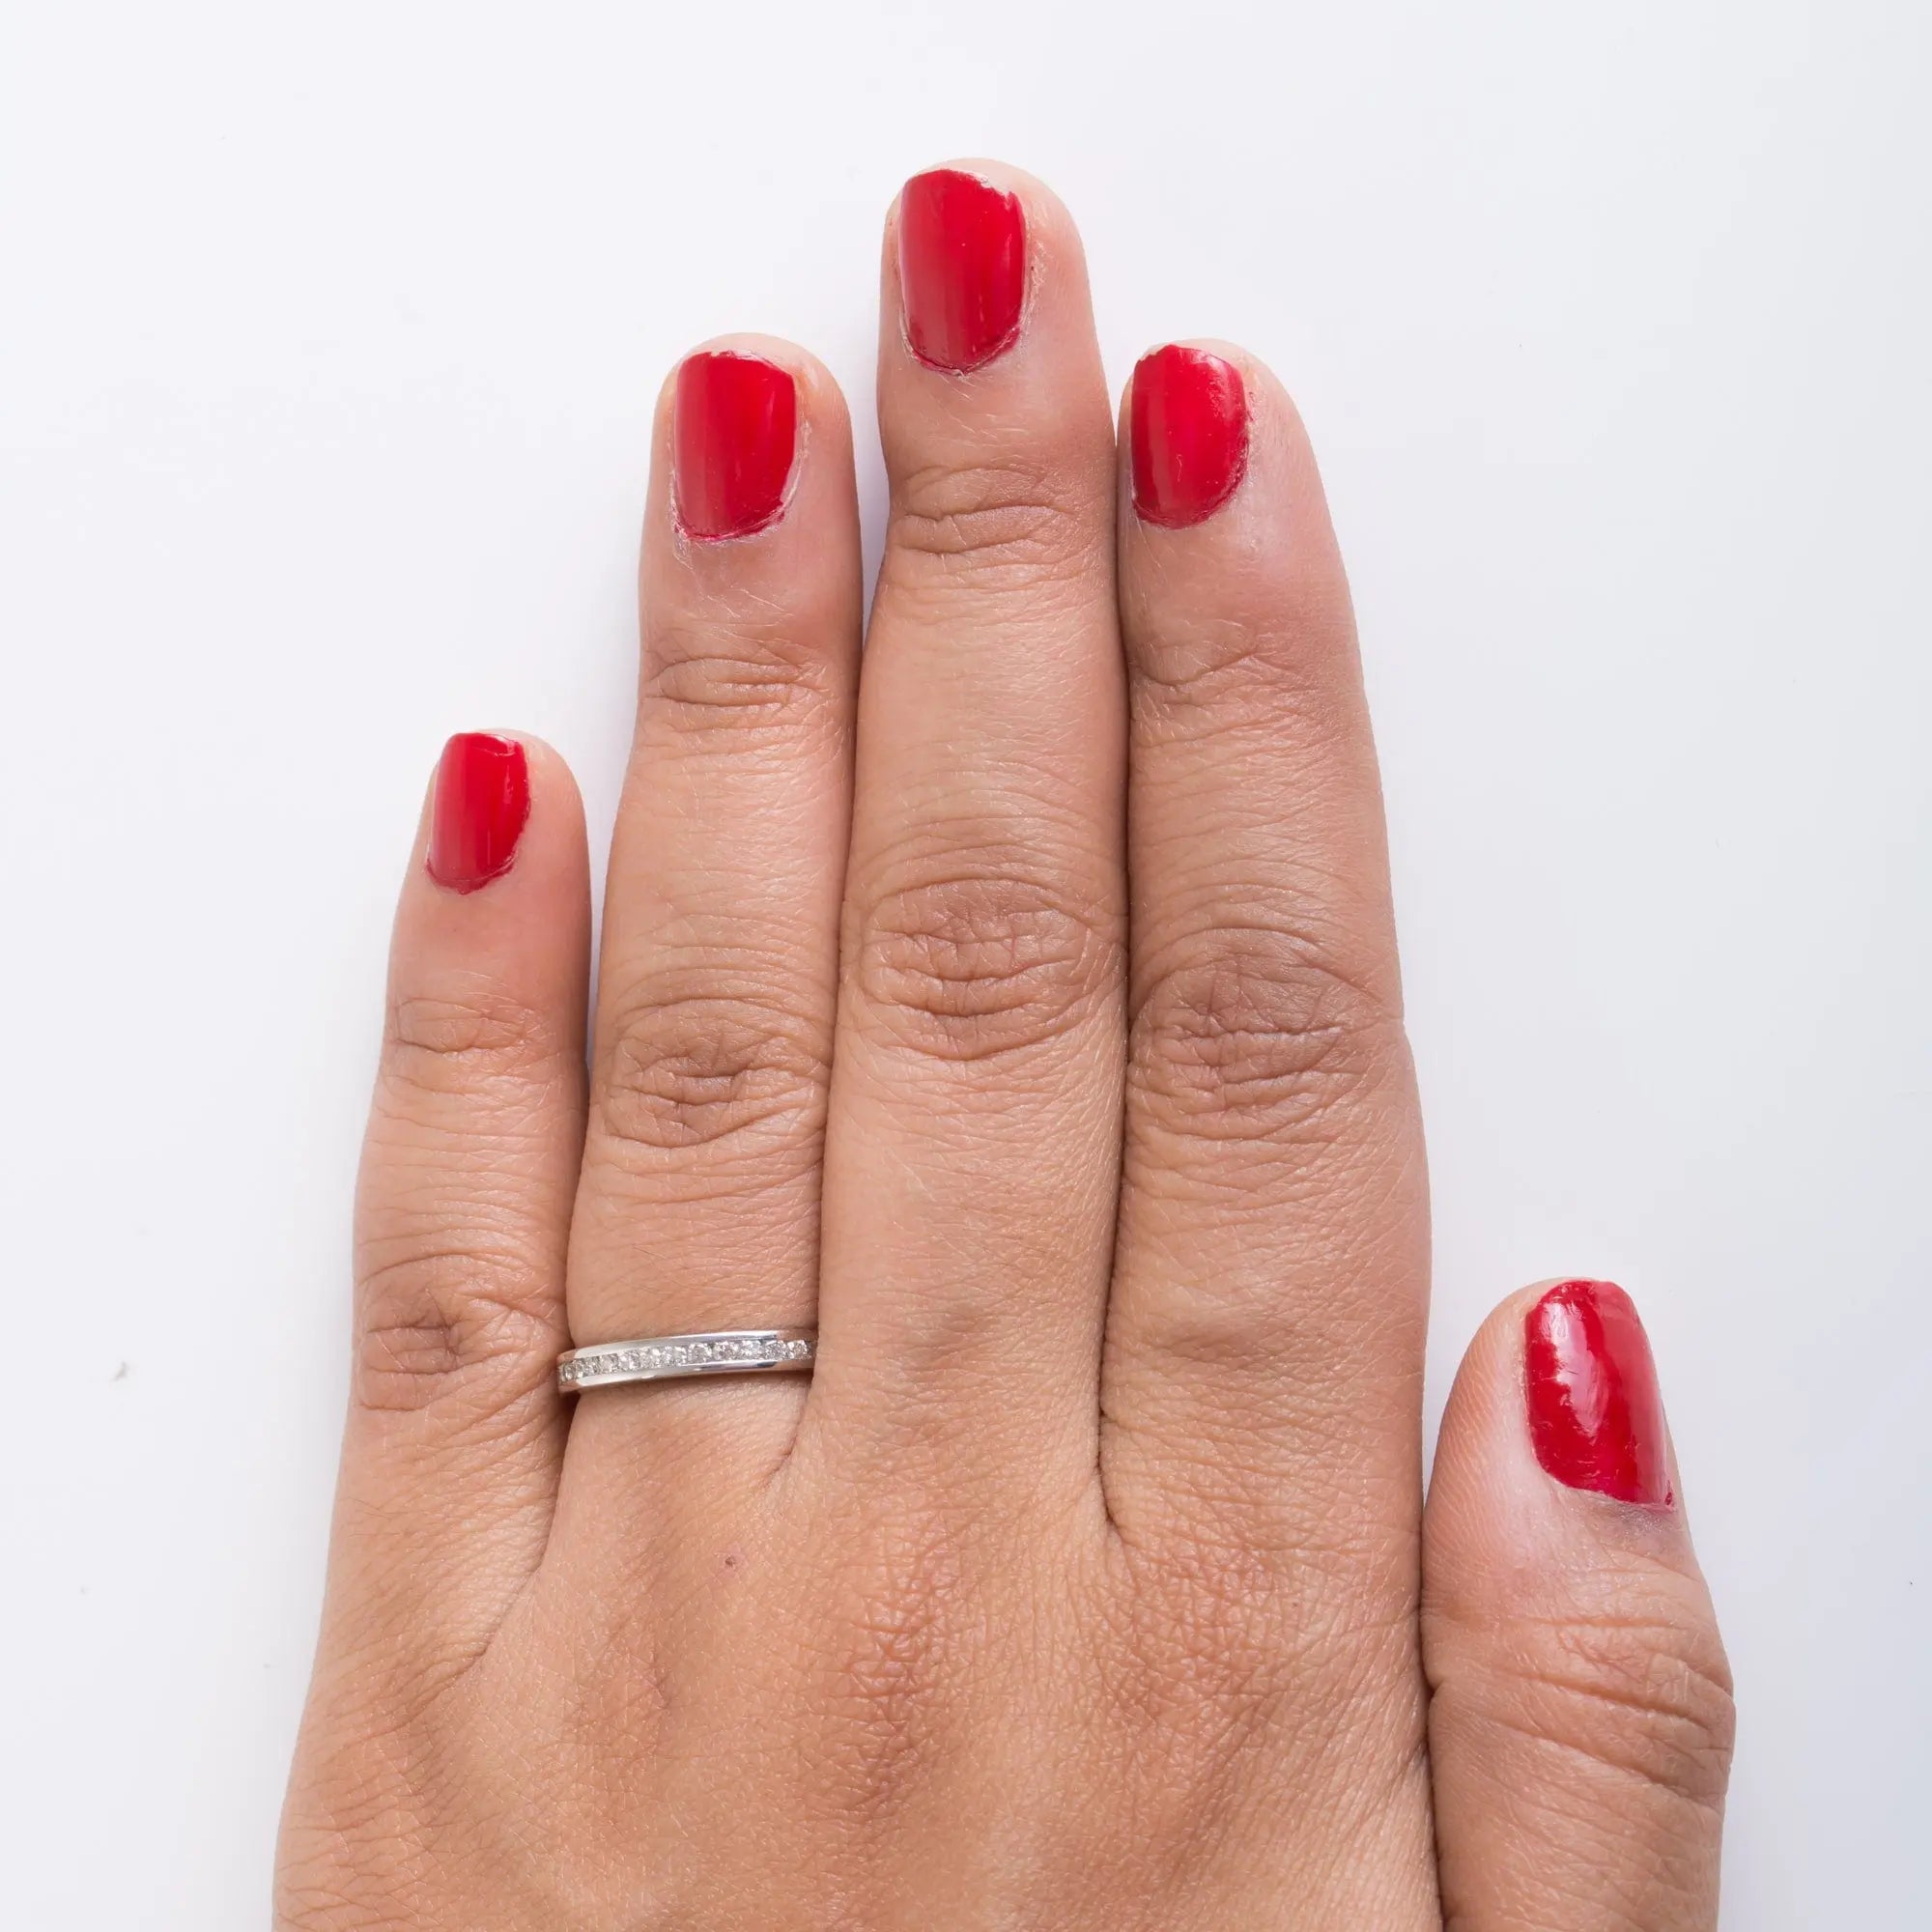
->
[567,1334,815,1381]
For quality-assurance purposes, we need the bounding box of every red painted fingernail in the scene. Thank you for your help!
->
[898,168,1026,372]
[427,733,530,895]
[673,351,798,540]
[1524,1281,1673,1508]
[1130,345,1249,527]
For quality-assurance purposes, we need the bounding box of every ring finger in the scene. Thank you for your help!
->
[558,337,862,1514]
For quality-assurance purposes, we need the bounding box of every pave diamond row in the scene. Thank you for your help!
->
[559,1333,812,1387]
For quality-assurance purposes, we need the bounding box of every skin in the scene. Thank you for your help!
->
[278,162,1733,1929]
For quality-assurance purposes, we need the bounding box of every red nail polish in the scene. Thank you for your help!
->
[673,351,798,540]
[1524,1281,1673,1507]
[898,168,1026,372]
[427,733,529,894]
[1130,345,1249,527]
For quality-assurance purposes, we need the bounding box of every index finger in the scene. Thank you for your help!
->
[1102,344,1429,1590]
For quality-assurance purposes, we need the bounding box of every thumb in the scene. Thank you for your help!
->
[1423,1279,1734,1930]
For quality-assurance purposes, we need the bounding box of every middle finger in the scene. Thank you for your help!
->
[806,165,1125,1486]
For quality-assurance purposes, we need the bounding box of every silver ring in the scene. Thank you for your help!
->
[556,1328,815,1393]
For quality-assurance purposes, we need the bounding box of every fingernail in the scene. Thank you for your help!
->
[673,351,798,540]
[427,733,530,894]
[1524,1280,1673,1508]
[1130,345,1249,527]
[898,168,1026,372]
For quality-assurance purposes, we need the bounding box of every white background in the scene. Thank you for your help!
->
[4,2,1926,1923]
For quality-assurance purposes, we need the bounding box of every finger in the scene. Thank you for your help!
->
[561,339,860,1502]
[1425,1280,1733,1931]
[1103,345,1428,1587]
[331,731,588,1675]
[807,165,1125,1477]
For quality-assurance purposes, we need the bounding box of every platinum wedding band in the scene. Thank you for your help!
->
[556,1328,816,1393]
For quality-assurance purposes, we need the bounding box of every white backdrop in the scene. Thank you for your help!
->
[4,2,1927,1923]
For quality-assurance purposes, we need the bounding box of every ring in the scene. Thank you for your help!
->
[556,1328,816,1393]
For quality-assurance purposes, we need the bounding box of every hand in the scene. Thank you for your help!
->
[279,162,1732,1929]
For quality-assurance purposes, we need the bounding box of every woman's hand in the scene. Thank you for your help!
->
[279,163,1732,1929]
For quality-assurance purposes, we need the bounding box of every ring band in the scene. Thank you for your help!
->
[556,1328,816,1393]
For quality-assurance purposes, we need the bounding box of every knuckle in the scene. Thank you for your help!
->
[642,614,839,731]
[383,980,568,1098]
[596,986,828,1157]
[884,458,1097,586]
[1102,1543,1420,1816]
[800,1497,969,1834]
[1471,1600,1736,1815]
[354,1240,558,1416]
[275,1868,406,1932]
[1130,927,1402,1145]
[1129,586,1358,725]
[277,1733,458,1932]
[852,863,1119,1064]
